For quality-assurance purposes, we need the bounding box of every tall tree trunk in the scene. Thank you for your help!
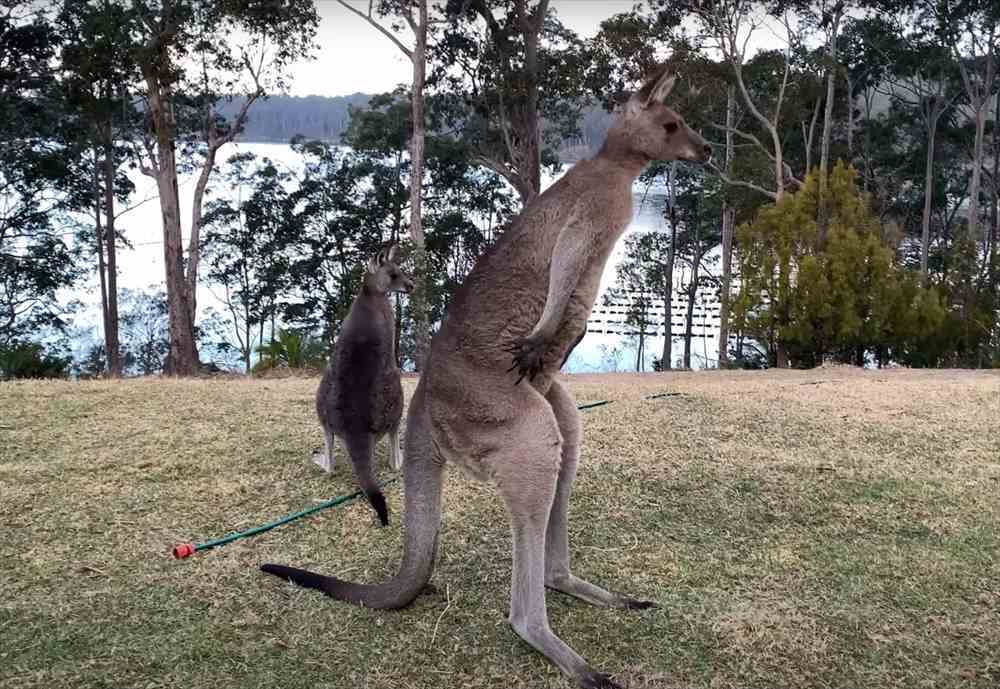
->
[969,105,987,252]
[92,148,111,374]
[717,86,736,368]
[684,192,702,370]
[145,76,199,376]
[408,0,431,371]
[817,8,842,245]
[805,94,822,174]
[635,319,644,372]
[990,92,1000,285]
[102,129,122,377]
[920,112,940,283]
[517,0,546,200]
[661,163,678,371]
[683,254,701,370]
[187,146,218,324]
[845,73,855,159]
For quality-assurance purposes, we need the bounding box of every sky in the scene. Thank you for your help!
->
[292,0,639,97]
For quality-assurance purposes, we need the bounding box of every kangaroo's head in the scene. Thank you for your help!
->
[365,244,415,295]
[606,66,712,166]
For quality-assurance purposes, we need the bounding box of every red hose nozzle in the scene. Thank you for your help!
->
[172,543,196,559]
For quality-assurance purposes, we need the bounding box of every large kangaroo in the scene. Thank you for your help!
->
[262,69,711,688]
[313,244,414,526]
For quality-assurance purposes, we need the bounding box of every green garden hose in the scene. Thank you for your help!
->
[172,394,676,559]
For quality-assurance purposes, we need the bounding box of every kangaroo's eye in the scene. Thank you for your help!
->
[664,121,679,134]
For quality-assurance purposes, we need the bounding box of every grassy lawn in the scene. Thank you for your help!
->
[2,368,999,689]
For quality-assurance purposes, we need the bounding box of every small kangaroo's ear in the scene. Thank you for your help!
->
[367,251,383,274]
[387,244,399,262]
[636,68,677,108]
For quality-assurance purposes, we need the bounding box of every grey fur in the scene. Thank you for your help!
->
[262,68,710,688]
[313,244,414,526]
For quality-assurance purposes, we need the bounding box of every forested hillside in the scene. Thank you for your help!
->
[215,93,371,143]
[217,93,615,157]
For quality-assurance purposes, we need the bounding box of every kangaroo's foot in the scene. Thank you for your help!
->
[389,428,404,470]
[311,447,332,472]
[578,669,624,689]
[545,573,658,610]
[312,431,337,472]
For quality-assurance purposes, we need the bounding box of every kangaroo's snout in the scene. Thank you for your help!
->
[686,127,712,164]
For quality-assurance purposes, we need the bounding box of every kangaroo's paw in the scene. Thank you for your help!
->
[504,335,546,384]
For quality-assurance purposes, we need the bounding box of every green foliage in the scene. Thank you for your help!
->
[0,3,86,343]
[202,152,295,371]
[0,341,70,380]
[118,288,170,375]
[252,329,326,374]
[433,1,589,199]
[733,163,944,367]
[605,232,666,372]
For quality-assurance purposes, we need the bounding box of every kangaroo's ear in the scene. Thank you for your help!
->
[635,67,676,108]
[367,252,382,274]
[387,244,399,262]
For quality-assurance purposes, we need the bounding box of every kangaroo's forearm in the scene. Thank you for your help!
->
[528,226,591,342]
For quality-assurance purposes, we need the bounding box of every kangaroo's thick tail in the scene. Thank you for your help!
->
[261,389,442,610]
[340,431,388,526]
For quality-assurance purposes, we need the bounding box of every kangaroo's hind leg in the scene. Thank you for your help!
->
[388,424,403,471]
[312,428,337,472]
[543,380,656,610]
[489,393,624,689]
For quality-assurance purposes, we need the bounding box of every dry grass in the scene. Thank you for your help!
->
[2,368,999,689]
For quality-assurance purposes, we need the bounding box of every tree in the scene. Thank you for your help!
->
[434,0,588,204]
[117,287,169,375]
[673,171,722,369]
[733,163,943,366]
[335,0,435,369]
[933,0,1000,260]
[685,0,802,201]
[605,233,669,372]
[57,0,143,377]
[716,86,738,366]
[201,152,294,372]
[848,13,960,282]
[0,2,85,346]
[131,0,318,375]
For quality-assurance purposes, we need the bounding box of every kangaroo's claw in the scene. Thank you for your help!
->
[505,335,545,385]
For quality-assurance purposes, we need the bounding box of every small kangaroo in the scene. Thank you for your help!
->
[313,244,414,527]
[263,68,711,688]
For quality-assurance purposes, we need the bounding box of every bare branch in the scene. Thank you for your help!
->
[708,162,778,200]
[335,0,413,59]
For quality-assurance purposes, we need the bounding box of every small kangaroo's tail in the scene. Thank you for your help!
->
[340,432,388,526]
[261,389,442,610]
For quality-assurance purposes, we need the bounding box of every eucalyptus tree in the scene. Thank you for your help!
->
[334,0,435,368]
[57,0,143,376]
[433,0,589,204]
[130,0,318,375]
[878,21,961,282]
[201,152,295,373]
